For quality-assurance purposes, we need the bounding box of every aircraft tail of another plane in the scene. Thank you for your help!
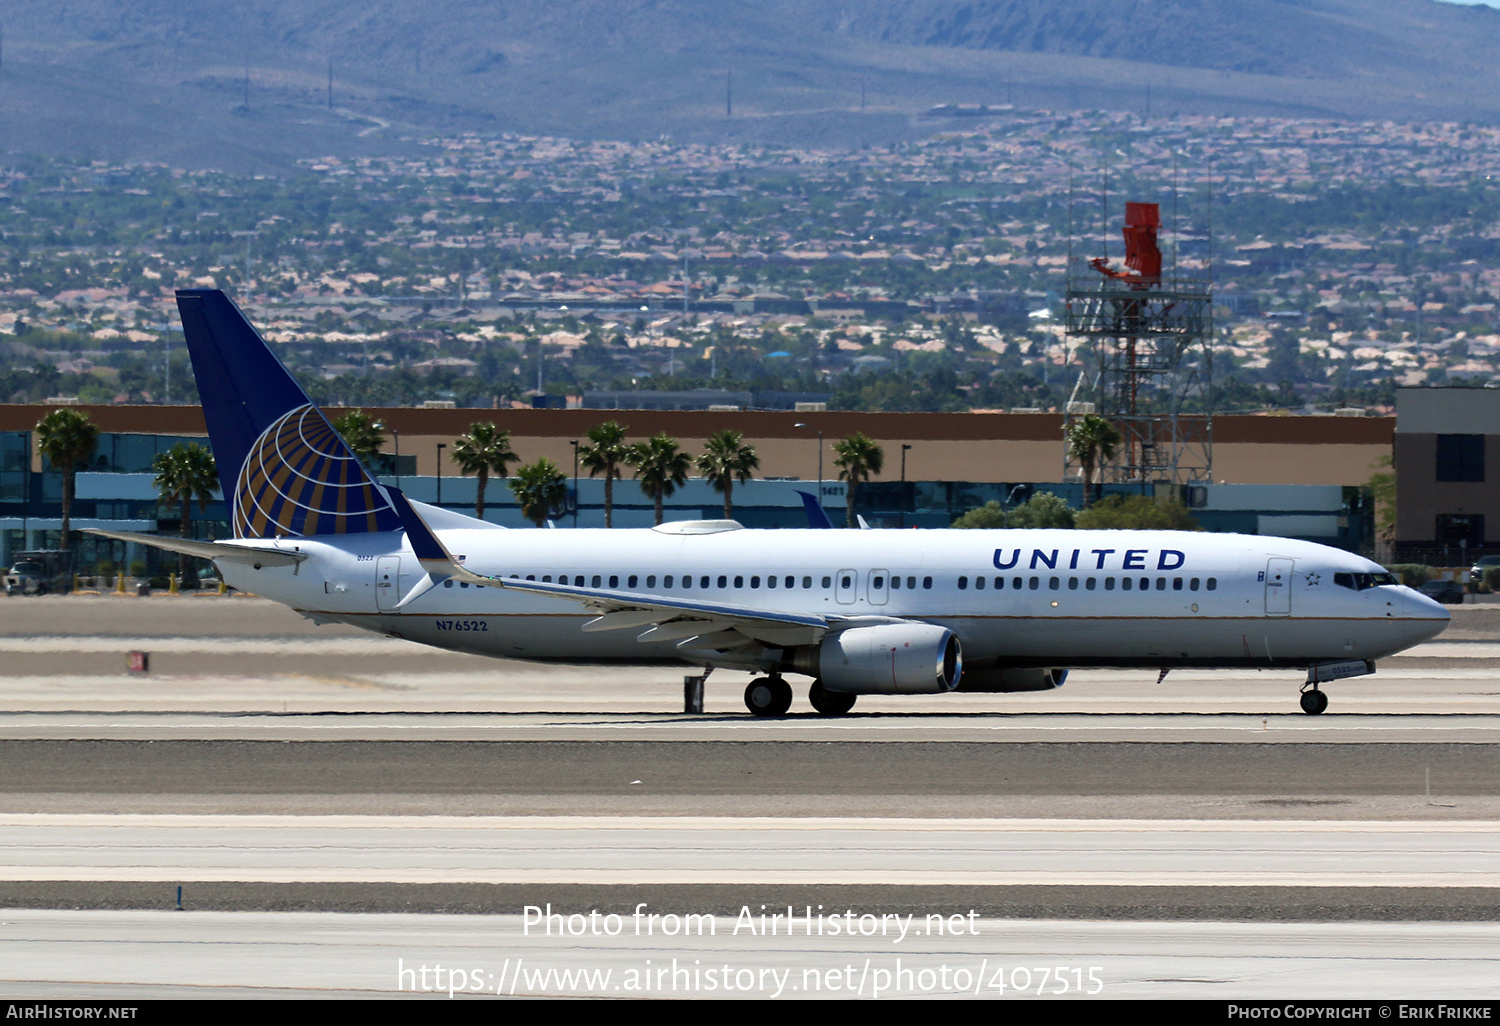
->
[175,289,400,540]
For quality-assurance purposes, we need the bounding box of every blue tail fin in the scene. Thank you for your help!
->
[795,490,835,529]
[175,289,400,539]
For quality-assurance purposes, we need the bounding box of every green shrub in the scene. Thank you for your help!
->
[1385,563,1433,587]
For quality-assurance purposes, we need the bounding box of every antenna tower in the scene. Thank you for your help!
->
[1064,198,1213,490]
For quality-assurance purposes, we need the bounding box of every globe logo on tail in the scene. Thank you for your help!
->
[233,404,397,538]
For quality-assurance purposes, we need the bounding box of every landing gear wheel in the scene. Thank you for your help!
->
[1299,688,1328,715]
[744,676,793,717]
[808,680,857,716]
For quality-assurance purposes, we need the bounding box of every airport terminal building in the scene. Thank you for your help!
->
[0,403,1395,573]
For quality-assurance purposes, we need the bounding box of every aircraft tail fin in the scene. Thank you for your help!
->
[795,490,835,529]
[175,289,399,539]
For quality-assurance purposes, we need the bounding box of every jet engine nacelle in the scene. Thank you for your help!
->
[956,667,1068,693]
[792,623,962,695]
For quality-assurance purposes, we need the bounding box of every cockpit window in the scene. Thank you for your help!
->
[1334,571,1399,591]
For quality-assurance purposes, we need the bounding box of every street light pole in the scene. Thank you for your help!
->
[569,440,579,528]
[436,442,446,506]
[794,422,824,509]
[900,444,912,528]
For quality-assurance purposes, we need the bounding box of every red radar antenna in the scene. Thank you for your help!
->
[1089,201,1162,287]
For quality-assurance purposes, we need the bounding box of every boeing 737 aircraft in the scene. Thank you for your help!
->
[89,290,1450,717]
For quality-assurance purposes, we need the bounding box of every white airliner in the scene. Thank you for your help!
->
[90,290,1449,717]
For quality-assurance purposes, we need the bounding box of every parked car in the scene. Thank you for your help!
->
[1419,579,1466,605]
[1470,555,1500,589]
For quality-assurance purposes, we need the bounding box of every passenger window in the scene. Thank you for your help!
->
[890,577,901,591]
[1173,578,1183,591]
[873,576,885,590]
[628,575,638,588]
[718,575,728,588]
[907,576,917,589]
[574,575,584,586]
[1190,578,1199,591]
[750,576,760,589]
[1086,577,1097,591]
[1123,578,1132,591]
[786,576,795,589]
[543,575,552,583]
[1207,578,1217,591]
[958,576,968,590]
[526,574,535,581]
[664,575,674,588]
[1068,577,1079,590]
[767,575,777,589]
[1011,577,1022,590]
[701,576,710,588]
[923,576,933,589]
[734,576,744,588]
[1105,577,1115,591]
[974,577,983,590]
[822,576,832,588]
[803,576,813,589]
[646,575,656,588]
[589,575,599,588]
[444,579,453,588]
[1029,576,1040,590]
[609,575,619,588]
[1049,577,1060,590]
[1156,578,1167,591]
[840,575,851,589]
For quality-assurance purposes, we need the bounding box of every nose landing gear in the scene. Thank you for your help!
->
[1299,684,1329,715]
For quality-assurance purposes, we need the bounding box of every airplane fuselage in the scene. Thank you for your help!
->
[221,525,1448,675]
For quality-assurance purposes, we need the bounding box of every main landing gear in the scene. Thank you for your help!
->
[808,680,857,716]
[742,676,859,717]
[744,675,793,717]
[1299,684,1329,715]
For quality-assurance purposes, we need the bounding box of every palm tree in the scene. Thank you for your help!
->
[35,408,98,552]
[578,421,630,528]
[331,410,385,471]
[152,442,218,586]
[696,429,759,520]
[509,458,567,528]
[1066,414,1123,508]
[450,422,518,521]
[628,433,691,526]
[832,432,883,528]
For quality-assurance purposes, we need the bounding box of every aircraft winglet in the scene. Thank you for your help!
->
[385,485,497,606]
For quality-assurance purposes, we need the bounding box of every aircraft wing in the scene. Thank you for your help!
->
[386,486,835,650]
[82,528,308,568]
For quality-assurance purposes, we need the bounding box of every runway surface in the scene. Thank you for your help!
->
[6,911,1500,1000]
[1,594,1498,999]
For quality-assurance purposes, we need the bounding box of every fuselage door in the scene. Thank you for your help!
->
[835,569,857,605]
[375,555,402,612]
[868,569,889,606]
[1265,557,1293,617]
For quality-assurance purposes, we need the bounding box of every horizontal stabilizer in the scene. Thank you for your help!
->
[81,528,306,567]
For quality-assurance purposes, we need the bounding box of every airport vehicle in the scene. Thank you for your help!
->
[88,290,1450,716]
[1469,554,1500,589]
[4,551,70,596]
[1418,579,1466,605]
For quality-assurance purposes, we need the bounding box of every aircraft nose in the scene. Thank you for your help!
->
[1404,588,1451,643]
